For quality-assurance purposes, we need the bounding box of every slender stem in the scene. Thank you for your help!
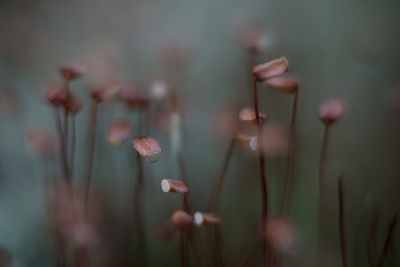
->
[133,151,146,266]
[377,214,397,267]
[69,115,76,178]
[208,137,236,212]
[280,90,298,213]
[338,174,348,267]
[180,230,187,267]
[252,77,268,267]
[367,204,378,267]
[318,124,331,198]
[84,100,98,211]
[178,152,190,213]
[63,78,70,171]
[54,108,70,183]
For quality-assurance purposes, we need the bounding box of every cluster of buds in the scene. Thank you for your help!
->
[133,136,162,163]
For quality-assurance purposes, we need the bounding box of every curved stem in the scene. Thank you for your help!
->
[338,174,348,267]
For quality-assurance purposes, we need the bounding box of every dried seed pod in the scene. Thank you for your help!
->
[239,108,268,125]
[194,212,220,226]
[233,132,258,151]
[45,83,67,107]
[133,136,162,163]
[263,76,298,94]
[90,80,120,102]
[171,210,193,228]
[28,128,55,158]
[107,120,133,146]
[252,57,288,82]
[262,216,297,255]
[65,93,83,115]
[318,98,346,125]
[161,179,189,193]
[59,64,87,81]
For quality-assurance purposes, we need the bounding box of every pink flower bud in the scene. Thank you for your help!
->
[107,120,133,146]
[318,98,346,125]
[133,136,162,163]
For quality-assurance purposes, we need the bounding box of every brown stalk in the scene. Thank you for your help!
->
[280,90,298,213]
[54,107,70,183]
[84,100,98,211]
[69,115,76,177]
[252,76,268,267]
[377,214,397,267]
[180,230,188,267]
[318,124,331,197]
[208,136,236,212]
[338,174,348,267]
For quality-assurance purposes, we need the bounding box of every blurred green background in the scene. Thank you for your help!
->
[0,0,400,266]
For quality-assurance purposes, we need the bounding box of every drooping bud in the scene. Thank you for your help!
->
[161,179,189,193]
[90,80,120,102]
[263,76,298,94]
[233,132,258,151]
[252,57,288,82]
[133,136,162,163]
[318,98,346,125]
[59,64,87,81]
[28,128,56,158]
[171,210,193,228]
[194,212,220,226]
[239,108,268,125]
[107,120,133,146]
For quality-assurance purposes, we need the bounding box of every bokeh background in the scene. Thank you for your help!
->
[0,0,400,266]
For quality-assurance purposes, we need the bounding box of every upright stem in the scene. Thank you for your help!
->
[280,90,298,213]
[252,77,268,266]
[377,214,397,267]
[63,78,70,168]
[54,108,70,183]
[84,100,98,211]
[70,115,76,178]
[208,137,236,212]
[133,151,146,266]
[318,125,331,200]
[178,152,190,213]
[338,174,347,267]
[180,230,187,267]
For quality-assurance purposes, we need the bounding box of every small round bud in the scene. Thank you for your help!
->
[133,136,162,163]
[318,98,346,125]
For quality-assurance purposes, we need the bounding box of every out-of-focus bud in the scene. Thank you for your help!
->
[59,64,87,81]
[252,57,288,82]
[68,219,99,247]
[259,124,291,157]
[262,216,297,255]
[133,136,162,163]
[171,210,193,228]
[107,120,133,146]
[318,98,346,125]
[155,221,177,240]
[90,80,120,102]
[233,132,258,151]
[263,76,298,94]
[239,108,268,125]
[65,93,83,115]
[28,128,55,158]
[194,212,220,226]
[120,87,150,109]
[45,83,67,107]
[161,179,189,193]
[234,25,273,54]
[150,79,170,100]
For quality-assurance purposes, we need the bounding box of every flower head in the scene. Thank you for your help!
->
[318,98,346,125]
[107,120,133,146]
[133,136,162,163]
[59,64,87,81]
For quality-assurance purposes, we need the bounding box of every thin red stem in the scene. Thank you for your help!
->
[338,174,348,267]
[377,214,397,267]
[253,77,268,267]
[54,108,70,183]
